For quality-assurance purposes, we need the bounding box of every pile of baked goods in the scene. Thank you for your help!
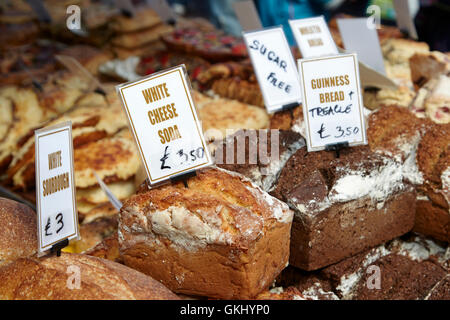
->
[0,2,448,300]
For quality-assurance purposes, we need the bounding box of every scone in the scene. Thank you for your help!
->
[382,38,430,87]
[362,86,415,111]
[66,215,118,254]
[271,145,416,271]
[119,167,294,299]
[5,102,129,190]
[198,97,269,142]
[111,24,174,49]
[275,234,449,300]
[410,74,450,123]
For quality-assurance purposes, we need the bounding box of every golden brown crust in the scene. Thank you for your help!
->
[121,221,291,299]
[368,105,428,159]
[197,61,254,85]
[269,105,303,131]
[409,52,450,90]
[74,137,140,188]
[0,198,37,265]
[128,168,290,248]
[0,253,179,300]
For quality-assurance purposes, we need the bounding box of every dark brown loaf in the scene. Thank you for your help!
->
[271,146,417,270]
[0,197,37,266]
[0,252,179,300]
[274,234,449,300]
[409,51,450,90]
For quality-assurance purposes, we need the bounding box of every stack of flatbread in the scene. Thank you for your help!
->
[0,81,143,254]
[110,7,173,59]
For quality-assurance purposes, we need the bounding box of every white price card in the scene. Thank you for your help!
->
[337,18,386,75]
[116,65,212,185]
[35,122,79,254]
[243,27,303,113]
[289,16,338,58]
[298,53,367,151]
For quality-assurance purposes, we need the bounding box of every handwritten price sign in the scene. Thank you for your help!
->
[243,27,302,113]
[298,53,367,151]
[116,65,212,185]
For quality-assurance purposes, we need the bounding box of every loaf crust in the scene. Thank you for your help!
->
[272,146,417,270]
[414,123,450,242]
[119,167,293,299]
[0,198,37,266]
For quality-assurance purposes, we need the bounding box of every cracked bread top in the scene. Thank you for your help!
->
[271,145,412,217]
[120,167,293,252]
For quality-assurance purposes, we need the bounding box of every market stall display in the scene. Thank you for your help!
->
[0,0,448,301]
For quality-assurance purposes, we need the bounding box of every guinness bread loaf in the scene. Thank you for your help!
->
[119,167,293,299]
[215,129,304,192]
[0,252,179,300]
[271,145,416,271]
